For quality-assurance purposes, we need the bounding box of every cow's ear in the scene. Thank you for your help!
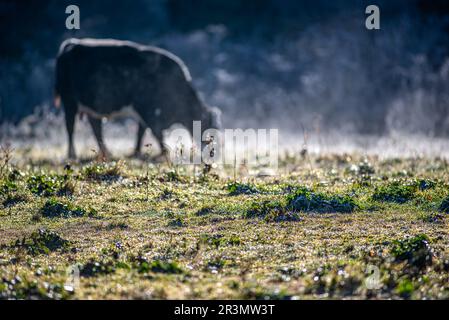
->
[209,106,222,129]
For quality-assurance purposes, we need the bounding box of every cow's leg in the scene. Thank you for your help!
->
[152,129,169,162]
[133,123,147,157]
[63,101,77,159]
[88,117,110,159]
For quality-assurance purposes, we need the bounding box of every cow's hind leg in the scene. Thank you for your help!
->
[88,117,111,159]
[63,99,77,159]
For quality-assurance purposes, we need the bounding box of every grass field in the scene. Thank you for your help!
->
[1,148,449,300]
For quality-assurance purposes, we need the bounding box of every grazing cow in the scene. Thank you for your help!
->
[54,38,221,159]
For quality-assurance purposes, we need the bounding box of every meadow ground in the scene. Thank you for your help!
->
[1,148,449,300]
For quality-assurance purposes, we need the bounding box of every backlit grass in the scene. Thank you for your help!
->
[0,152,448,299]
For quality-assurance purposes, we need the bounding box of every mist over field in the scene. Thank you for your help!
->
[1,0,449,155]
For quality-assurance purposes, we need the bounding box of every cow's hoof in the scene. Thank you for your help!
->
[96,150,112,161]
[152,154,169,164]
[131,151,145,159]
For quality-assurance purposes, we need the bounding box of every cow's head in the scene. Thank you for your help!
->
[203,105,222,130]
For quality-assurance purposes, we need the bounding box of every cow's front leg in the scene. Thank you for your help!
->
[152,129,169,163]
[88,117,111,159]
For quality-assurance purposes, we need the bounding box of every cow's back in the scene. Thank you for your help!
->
[55,38,192,114]
[57,38,191,79]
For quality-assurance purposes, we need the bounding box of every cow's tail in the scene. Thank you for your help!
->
[54,56,63,109]
[54,56,61,108]
[54,40,73,109]
[54,92,61,108]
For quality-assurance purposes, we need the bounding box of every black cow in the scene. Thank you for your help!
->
[54,38,221,159]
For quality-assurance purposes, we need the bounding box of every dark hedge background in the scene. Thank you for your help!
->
[1,0,449,134]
